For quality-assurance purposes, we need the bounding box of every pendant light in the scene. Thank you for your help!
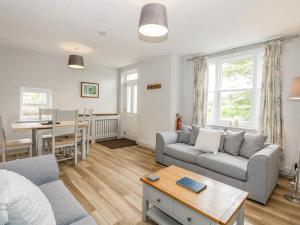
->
[138,3,168,38]
[68,55,85,69]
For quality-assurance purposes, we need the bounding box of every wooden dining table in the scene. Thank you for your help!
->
[10,121,88,159]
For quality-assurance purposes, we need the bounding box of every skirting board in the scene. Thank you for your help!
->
[136,141,155,150]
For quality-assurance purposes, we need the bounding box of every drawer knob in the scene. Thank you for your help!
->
[187,217,192,222]
[157,198,161,202]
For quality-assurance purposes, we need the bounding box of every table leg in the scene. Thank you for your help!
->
[82,127,86,160]
[32,129,38,156]
[142,184,149,222]
[236,204,245,225]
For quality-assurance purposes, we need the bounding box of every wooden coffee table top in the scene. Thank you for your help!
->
[140,165,248,225]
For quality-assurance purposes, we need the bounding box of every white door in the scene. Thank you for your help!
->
[123,71,138,140]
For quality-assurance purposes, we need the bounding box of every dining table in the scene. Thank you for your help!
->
[10,121,88,159]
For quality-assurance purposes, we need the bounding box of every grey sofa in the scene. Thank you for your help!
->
[0,155,98,225]
[156,131,281,205]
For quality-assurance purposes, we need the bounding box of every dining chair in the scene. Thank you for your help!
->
[82,109,93,156]
[0,115,32,162]
[47,110,79,164]
[39,108,59,154]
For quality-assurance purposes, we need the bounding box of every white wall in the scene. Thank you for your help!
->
[181,38,300,169]
[121,55,183,148]
[0,45,119,139]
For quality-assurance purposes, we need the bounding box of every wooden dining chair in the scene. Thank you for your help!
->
[82,109,93,156]
[0,116,32,162]
[47,110,79,164]
[39,108,59,154]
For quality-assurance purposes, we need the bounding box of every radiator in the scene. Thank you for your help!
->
[92,115,119,140]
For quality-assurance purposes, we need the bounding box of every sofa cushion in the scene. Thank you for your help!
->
[223,131,245,156]
[164,143,202,164]
[39,180,88,225]
[196,153,248,181]
[188,125,200,145]
[194,128,224,153]
[178,125,192,143]
[239,134,267,159]
[70,216,98,225]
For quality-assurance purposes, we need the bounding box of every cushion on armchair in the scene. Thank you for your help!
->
[0,170,56,225]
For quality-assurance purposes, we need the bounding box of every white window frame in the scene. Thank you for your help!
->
[20,87,52,122]
[122,70,138,114]
[206,48,264,130]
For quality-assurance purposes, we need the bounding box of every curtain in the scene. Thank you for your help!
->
[192,56,208,126]
[259,40,284,148]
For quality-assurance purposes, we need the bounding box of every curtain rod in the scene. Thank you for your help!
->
[187,33,299,61]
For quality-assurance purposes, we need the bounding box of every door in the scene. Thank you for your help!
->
[123,71,138,140]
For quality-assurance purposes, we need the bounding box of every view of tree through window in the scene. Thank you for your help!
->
[207,50,263,128]
[220,58,252,121]
[20,88,52,121]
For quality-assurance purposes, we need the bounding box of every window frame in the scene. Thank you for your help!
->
[206,48,264,130]
[122,70,138,114]
[19,87,52,122]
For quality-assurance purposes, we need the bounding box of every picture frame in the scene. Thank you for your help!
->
[81,82,99,98]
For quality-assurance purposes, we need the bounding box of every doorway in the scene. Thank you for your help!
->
[122,70,138,141]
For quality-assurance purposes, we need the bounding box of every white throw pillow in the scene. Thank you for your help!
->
[194,128,224,153]
[0,170,56,225]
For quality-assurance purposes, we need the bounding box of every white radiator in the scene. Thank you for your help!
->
[91,115,120,141]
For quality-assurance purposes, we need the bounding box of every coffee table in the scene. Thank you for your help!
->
[140,165,248,225]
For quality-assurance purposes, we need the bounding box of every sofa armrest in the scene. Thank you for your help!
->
[247,144,280,204]
[155,131,179,163]
[0,155,59,186]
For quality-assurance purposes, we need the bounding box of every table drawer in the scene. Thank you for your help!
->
[174,202,210,225]
[146,186,174,214]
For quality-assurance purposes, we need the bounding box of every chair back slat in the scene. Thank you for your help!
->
[0,115,6,148]
[39,108,59,122]
[51,110,79,154]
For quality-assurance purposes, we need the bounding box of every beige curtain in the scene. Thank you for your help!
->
[259,40,284,148]
[192,56,208,126]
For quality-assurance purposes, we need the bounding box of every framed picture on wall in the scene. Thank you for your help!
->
[81,82,99,98]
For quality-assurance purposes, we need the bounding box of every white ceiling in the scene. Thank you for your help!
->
[0,0,300,68]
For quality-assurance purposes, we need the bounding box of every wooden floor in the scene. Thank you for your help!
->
[59,144,300,225]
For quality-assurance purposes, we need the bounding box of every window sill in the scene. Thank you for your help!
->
[206,124,258,133]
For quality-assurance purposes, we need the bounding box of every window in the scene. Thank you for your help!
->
[123,71,138,114]
[207,49,263,129]
[20,87,52,121]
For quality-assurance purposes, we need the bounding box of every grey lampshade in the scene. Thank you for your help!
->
[138,3,168,37]
[288,76,300,100]
[68,55,85,69]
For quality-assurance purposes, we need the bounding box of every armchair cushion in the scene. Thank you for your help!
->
[39,180,88,225]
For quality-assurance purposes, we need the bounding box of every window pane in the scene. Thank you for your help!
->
[23,92,47,105]
[126,86,131,113]
[220,91,251,121]
[133,85,137,113]
[208,64,216,91]
[221,58,253,90]
[21,105,39,118]
[127,73,138,81]
[207,92,214,120]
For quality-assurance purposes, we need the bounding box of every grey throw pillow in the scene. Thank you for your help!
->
[177,125,192,143]
[223,131,246,156]
[239,134,268,159]
[188,125,200,145]
[219,135,225,152]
